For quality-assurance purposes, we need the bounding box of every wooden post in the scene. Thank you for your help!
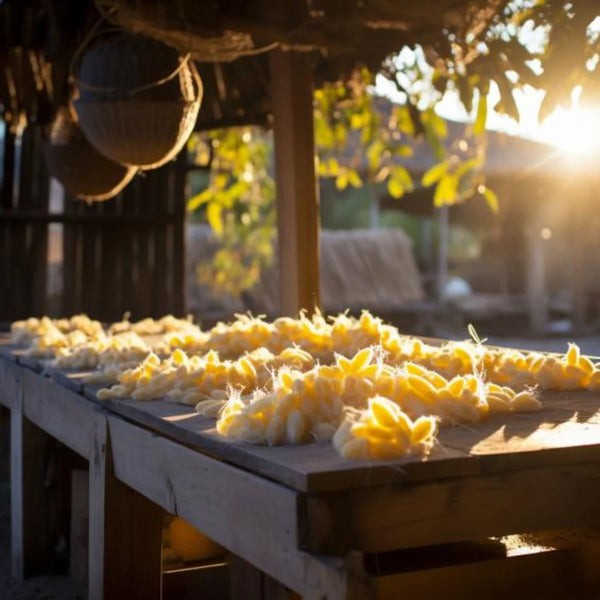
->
[70,469,89,582]
[88,415,164,600]
[2,127,16,210]
[526,223,547,334]
[10,408,52,580]
[436,206,449,301]
[270,48,320,315]
[570,191,587,332]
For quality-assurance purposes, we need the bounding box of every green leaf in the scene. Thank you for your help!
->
[474,93,487,136]
[422,161,448,187]
[206,202,224,235]
[434,175,458,206]
[387,177,404,198]
[482,186,499,213]
[187,188,213,212]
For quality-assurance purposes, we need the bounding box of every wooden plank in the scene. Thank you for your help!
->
[270,48,320,315]
[45,365,86,394]
[17,354,48,372]
[70,468,89,582]
[375,547,581,600]
[9,361,95,458]
[303,462,600,554]
[88,413,164,600]
[107,414,306,593]
[81,383,600,492]
[0,339,22,362]
[10,405,52,580]
[83,390,472,493]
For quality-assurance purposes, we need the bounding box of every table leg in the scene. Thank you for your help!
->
[230,555,293,600]
[89,414,164,600]
[303,553,374,600]
[10,408,52,581]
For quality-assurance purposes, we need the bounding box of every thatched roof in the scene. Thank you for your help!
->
[1,0,503,131]
[186,225,424,318]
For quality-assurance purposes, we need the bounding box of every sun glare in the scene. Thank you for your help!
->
[539,106,600,154]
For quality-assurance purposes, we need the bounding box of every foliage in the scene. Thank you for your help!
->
[188,0,600,295]
[187,128,275,295]
[314,68,415,199]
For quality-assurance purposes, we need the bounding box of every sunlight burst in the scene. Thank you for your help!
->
[540,106,600,153]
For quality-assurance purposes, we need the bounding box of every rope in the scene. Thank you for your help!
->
[93,0,286,60]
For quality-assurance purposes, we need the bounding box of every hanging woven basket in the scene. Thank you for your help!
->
[73,33,203,170]
[44,107,136,201]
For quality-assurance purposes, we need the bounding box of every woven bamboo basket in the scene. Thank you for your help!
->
[73,33,203,170]
[44,107,136,201]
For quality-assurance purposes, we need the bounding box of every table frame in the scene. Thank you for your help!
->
[4,345,600,599]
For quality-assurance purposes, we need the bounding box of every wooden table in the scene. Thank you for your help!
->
[3,337,600,599]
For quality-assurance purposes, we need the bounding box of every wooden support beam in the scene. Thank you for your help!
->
[88,415,164,600]
[302,462,600,556]
[270,48,320,315]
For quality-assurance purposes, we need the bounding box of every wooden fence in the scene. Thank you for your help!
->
[0,124,187,323]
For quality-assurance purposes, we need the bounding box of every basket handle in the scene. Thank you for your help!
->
[70,19,200,98]
[188,60,204,103]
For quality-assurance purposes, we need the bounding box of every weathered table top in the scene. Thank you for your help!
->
[3,336,600,493]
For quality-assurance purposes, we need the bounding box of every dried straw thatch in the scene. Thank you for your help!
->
[186,226,424,318]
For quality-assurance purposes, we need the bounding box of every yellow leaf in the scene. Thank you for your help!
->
[387,178,403,199]
[474,93,487,136]
[434,175,458,206]
[347,169,363,188]
[481,186,499,213]
[187,188,213,212]
[335,173,348,190]
[421,161,447,187]
[206,203,223,235]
